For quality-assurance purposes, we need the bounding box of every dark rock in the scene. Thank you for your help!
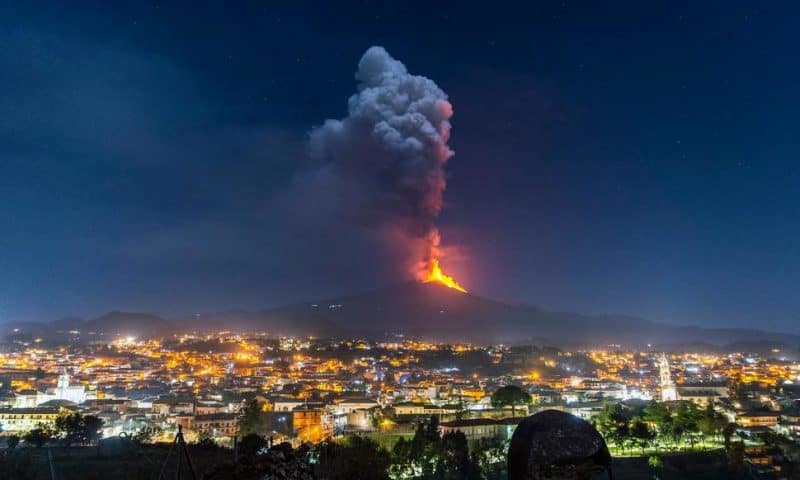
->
[507,409,612,480]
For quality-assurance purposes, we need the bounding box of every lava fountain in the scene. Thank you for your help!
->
[422,258,467,292]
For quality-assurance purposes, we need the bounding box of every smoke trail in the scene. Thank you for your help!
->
[309,46,455,279]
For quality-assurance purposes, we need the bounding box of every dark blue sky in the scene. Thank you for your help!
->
[2,2,799,332]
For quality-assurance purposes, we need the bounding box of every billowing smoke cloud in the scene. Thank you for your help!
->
[309,46,455,279]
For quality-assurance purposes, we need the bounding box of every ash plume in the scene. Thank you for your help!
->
[309,46,455,279]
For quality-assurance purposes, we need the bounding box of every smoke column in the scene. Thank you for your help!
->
[310,46,456,281]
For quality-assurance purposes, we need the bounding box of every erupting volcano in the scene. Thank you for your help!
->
[415,230,467,292]
[421,258,467,292]
[310,47,467,291]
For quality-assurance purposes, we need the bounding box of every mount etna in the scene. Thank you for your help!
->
[4,283,797,351]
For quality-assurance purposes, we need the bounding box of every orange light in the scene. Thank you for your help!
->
[423,258,467,293]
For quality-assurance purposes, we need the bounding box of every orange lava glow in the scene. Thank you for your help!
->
[423,258,467,293]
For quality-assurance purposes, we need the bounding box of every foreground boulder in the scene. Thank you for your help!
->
[507,409,612,479]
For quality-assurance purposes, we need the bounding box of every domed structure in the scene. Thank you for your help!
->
[507,409,612,480]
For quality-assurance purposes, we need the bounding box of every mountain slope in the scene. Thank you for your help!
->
[2,283,795,347]
[84,311,173,337]
[1,311,173,341]
[257,282,799,346]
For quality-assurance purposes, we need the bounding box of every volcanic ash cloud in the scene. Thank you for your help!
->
[309,46,457,282]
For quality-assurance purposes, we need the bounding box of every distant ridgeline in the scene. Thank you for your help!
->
[2,283,797,350]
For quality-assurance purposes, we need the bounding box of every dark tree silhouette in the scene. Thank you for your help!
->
[23,427,53,448]
[239,433,268,458]
[490,385,531,416]
[238,399,269,437]
[315,435,390,480]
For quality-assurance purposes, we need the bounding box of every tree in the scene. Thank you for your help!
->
[648,455,663,480]
[697,402,725,445]
[82,415,104,445]
[424,415,441,443]
[594,403,616,439]
[239,433,267,458]
[595,403,632,454]
[630,418,655,454]
[134,425,162,444]
[23,427,53,448]
[673,401,701,449]
[455,397,469,421]
[6,434,20,449]
[643,400,674,449]
[490,385,531,416]
[471,437,507,480]
[722,422,737,450]
[441,430,480,479]
[315,435,390,480]
[728,441,746,478]
[54,412,104,446]
[194,431,217,448]
[643,401,670,428]
[55,412,83,446]
[391,416,447,479]
[238,399,269,437]
[415,416,442,477]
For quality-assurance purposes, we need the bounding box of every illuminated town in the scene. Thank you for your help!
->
[2,326,800,477]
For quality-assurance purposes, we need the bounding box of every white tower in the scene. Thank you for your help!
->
[55,372,86,404]
[658,354,677,402]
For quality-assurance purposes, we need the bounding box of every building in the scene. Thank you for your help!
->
[174,413,239,439]
[344,409,375,430]
[53,373,86,404]
[392,402,426,416]
[193,413,238,438]
[331,398,379,415]
[272,397,305,412]
[292,405,333,443]
[13,390,53,408]
[152,400,194,416]
[658,354,677,402]
[676,383,728,406]
[84,398,128,413]
[565,401,605,420]
[736,411,779,429]
[439,417,523,441]
[195,401,224,415]
[0,407,63,432]
[391,401,460,419]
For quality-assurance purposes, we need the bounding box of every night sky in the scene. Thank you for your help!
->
[2,2,799,332]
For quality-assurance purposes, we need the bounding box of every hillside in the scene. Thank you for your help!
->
[255,282,799,346]
[84,311,173,338]
[2,283,797,348]
[2,311,173,342]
